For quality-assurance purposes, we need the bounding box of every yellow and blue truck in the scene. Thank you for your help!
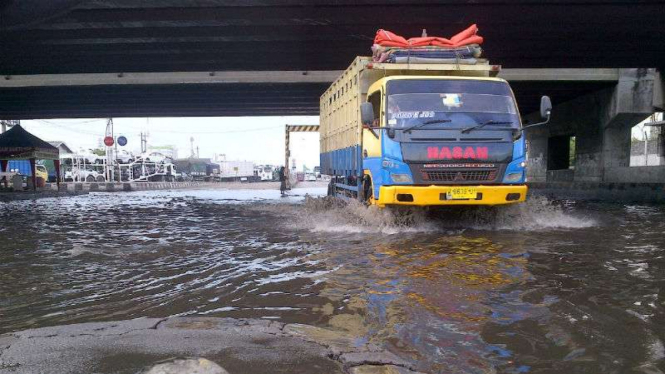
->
[319,57,551,207]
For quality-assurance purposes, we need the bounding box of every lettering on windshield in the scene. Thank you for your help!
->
[392,111,435,119]
[427,146,489,160]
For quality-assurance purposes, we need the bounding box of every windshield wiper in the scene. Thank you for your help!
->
[461,120,513,134]
[403,119,452,133]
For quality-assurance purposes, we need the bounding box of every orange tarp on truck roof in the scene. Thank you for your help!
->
[374,24,483,48]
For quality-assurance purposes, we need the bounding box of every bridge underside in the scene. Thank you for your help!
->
[1,1,665,199]
[0,80,614,119]
[1,1,663,118]
[2,1,665,75]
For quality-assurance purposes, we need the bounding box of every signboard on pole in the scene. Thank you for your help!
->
[117,136,127,146]
[104,136,114,147]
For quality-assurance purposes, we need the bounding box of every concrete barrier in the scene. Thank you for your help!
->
[529,182,665,203]
[1,182,221,202]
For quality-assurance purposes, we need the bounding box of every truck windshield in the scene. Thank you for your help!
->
[386,79,519,130]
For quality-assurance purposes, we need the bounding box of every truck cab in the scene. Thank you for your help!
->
[362,76,527,206]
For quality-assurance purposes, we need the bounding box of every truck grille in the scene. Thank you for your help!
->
[423,170,497,183]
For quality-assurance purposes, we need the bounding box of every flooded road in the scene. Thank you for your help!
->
[1,186,664,374]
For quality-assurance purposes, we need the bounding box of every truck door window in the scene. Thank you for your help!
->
[368,91,381,125]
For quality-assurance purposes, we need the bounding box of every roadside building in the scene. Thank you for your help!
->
[48,141,74,155]
[45,141,74,181]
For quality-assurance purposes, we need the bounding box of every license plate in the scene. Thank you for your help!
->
[447,187,478,200]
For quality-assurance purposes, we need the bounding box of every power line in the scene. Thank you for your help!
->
[33,120,287,135]
[153,125,285,134]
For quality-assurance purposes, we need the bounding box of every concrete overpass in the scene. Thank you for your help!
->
[0,68,621,118]
[1,0,664,118]
[1,0,664,198]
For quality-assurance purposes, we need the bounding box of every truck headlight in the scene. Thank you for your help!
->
[519,161,526,168]
[391,174,412,183]
[504,172,523,182]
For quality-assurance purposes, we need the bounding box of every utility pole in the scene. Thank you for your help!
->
[140,132,148,154]
[1,120,19,133]
[190,137,195,158]
[642,128,649,166]
[105,118,115,181]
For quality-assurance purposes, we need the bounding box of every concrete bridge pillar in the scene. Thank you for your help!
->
[526,68,660,184]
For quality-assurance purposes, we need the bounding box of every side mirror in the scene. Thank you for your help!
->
[540,95,552,120]
[360,102,374,127]
[522,96,553,131]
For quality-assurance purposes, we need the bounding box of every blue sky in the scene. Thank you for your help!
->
[21,116,321,170]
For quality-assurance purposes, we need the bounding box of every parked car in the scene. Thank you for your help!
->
[80,151,105,164]
[65,169,105,182]
[136,152,170,164]
[306,173,317,182]
[115,150,134,164]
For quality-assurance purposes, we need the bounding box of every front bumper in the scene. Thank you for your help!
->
[375,185,528,207]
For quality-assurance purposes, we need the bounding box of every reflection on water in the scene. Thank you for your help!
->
[1,189,664,374]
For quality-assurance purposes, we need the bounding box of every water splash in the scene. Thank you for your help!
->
[296,196,440,234]
[273,195,596,234]
[450,195,598,231]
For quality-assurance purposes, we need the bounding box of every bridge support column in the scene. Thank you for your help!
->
[526,68,660,184]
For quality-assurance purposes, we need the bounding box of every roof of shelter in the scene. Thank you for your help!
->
[0,125,60,160]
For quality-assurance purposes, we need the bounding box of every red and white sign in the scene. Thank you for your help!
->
[104,136,114,147]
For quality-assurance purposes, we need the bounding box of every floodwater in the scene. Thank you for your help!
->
[1,185,664,374]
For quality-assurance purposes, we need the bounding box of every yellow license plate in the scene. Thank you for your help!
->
[447,187,478,200]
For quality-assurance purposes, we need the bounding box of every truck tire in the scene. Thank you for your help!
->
[96,175,105,182]
[327,179,334,196]
[362,175,373,204]
[85,175,95,182]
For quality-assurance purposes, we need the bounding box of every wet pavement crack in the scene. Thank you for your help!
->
[26,334,58,339]
[150,318,169,330]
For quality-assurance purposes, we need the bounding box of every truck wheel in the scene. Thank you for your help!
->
[362,175,373,204]
[85,175,95,182]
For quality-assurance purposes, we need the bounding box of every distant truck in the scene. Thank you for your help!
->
[174,158,218,182]
[219,160,255,181]
[7,160,49,181]
[254,165,276,181]
[319,57,551,207]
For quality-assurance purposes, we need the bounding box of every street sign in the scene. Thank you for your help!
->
[117,136,128,146]
[104,136,114,147]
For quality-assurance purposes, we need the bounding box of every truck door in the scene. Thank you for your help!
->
[363,89,382,158]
